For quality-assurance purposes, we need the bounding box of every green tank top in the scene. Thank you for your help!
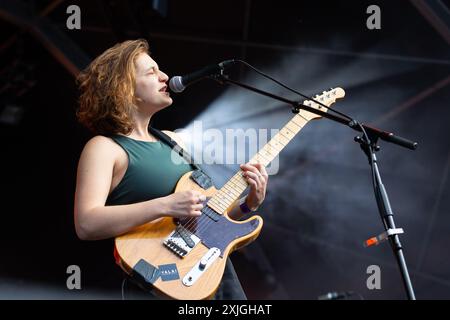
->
[106,135,193,206]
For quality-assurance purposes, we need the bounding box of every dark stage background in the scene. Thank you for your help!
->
[0,0,449,299]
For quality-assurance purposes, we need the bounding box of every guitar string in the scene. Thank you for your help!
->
[173,105,314,242]
[181,112,310,238]
[179,112,309,238]
[181,170,247,235]
[181,119,299,237]
[181,118,299,234]
[180,168,252,240]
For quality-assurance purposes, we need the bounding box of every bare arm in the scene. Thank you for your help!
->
[74,136,204,241]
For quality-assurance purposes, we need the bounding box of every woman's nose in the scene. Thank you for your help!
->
[159,71,169,82]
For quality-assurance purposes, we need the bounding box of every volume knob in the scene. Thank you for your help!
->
[199,258,208,270]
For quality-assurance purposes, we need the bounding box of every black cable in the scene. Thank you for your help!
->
[357,123,377,191]
[234,59,353,121]
[358,122,389,230]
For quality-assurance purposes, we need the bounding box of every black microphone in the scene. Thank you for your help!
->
[169,59,236,93]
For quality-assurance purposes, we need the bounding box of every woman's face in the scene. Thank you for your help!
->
[134,53,172,113]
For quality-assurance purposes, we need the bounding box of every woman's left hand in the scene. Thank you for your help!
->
[240,163,269,211]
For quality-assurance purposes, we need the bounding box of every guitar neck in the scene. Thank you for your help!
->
[207,113,309,214]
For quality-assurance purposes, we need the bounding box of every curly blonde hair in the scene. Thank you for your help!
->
[76,39,149,135]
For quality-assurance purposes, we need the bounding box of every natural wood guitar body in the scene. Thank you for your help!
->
[115,171,263,300]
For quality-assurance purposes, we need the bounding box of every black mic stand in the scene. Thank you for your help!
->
[211,73,417,300]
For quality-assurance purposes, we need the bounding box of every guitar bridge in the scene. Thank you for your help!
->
[163,226,200,258]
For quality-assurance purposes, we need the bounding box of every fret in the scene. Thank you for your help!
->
[216,191,234,205]
[261,146,274,157]
[234,172,246,181]
[219,186,235,199]
[256,154,271,165]
[274,133,289,145]
[232,181,247,195]
[223,185,240,198]
[257,155,270,167]
[281,127,295,138]
[220,184,234,195]
[291,117,304,128]
[283,125,296,135]
[230,180,245,193]
[289,119,303,130]
[251,155,264,166]
[231,172,244,183]
[230,178,241,190]
[211,206,226,215]
[207,200,219,209]
[285,125,299,135]
[297,113,310,123]
[212,200,231,212]
[286,122,301,133]
[252,152,269,164]
[277,131,291,143]
[228,180,241,191]
[268,140,283,153]
[209,172,248,212]
[223,182,240,195]
[294,113,307,122]
[261,147,276,160]
[267,140,283,152]
[207,202,225,214]
[215,189,229,205]
[293,114,308,127]
[227,179,236,186]
[208,197,225,209]
[258,151,272,164]
[275,139,286,147]
[230,177,247,193]
[272,135,286,146]
[251,154,262,163]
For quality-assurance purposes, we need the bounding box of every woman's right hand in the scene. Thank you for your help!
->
[162,190,206,219]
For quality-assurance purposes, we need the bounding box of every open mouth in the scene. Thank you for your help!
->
[159,86,168,92]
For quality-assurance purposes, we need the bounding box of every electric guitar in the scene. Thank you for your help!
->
[114,87,346,299]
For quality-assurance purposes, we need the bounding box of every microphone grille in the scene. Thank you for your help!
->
[169,76,184,93]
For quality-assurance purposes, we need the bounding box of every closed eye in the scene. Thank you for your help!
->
[146,66,159,75]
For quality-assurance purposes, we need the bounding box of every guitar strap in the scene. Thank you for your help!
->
[124,127,215,290]
[149,126,214,189]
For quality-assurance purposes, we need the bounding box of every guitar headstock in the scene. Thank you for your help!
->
[299,87,345,121]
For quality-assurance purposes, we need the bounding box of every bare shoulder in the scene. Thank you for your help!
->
[162,130,188,150]
[79,135,123,164]
[83,135,120,152]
